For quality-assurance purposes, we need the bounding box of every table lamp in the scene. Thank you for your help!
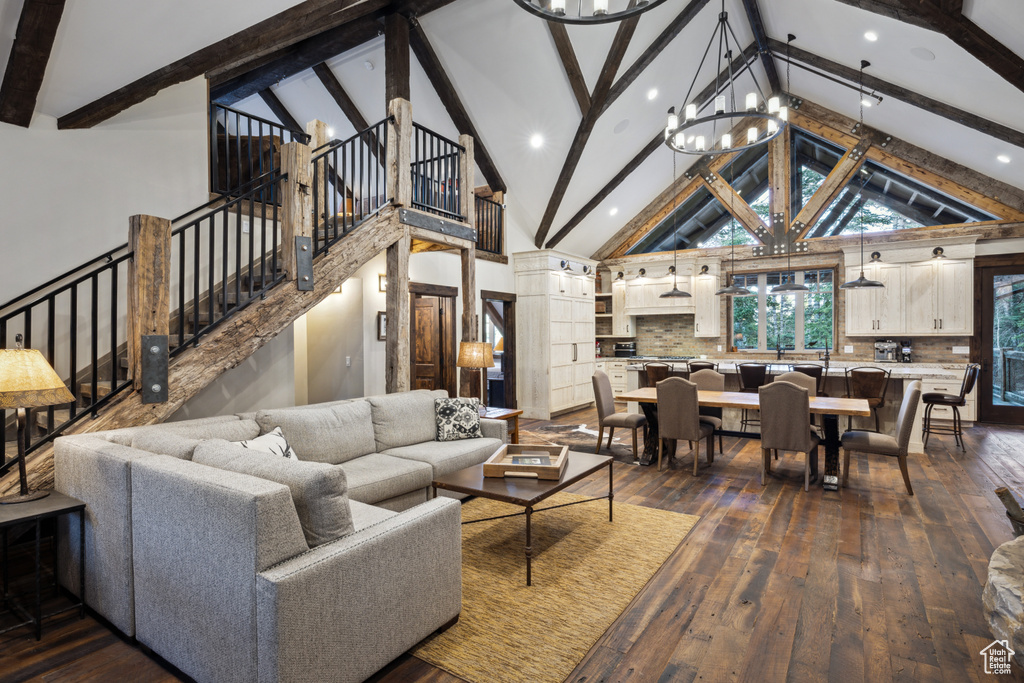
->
[0,341,75,504]
[457,341,495,408]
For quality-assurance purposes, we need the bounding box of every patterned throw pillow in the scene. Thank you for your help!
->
[435,397,483,442]
[234,426,298,460]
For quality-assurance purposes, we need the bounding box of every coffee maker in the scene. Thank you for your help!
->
[899,340,912,363]
[874,339,898,363]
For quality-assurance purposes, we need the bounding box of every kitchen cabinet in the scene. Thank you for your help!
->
[905,259,972,336]
[611,280,634,337]
[514,250,597,419]
[621,268,695,316]
[693,270,721,338]
[844,262,905,336]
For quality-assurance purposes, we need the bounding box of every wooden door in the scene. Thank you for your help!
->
[979,264,1024,424]
[412,297,442,391]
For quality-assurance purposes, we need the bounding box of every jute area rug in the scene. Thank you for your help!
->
[411,492,698,683]
[519,423,639,460]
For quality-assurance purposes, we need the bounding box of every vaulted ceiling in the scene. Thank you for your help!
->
[2,0,1022,260]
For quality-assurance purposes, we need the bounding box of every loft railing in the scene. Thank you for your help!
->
[170,170,287,355]
[312,118,391,257]
[475,195,504,255]
[210,103,310,198]
[410,123,464,222]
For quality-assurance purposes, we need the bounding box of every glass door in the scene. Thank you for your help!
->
[980,266,1024,423]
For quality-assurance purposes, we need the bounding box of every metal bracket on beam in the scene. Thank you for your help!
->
[399,209,477,242]
[141,335,168,404]
[295,236,313,291]
[752,245,766,257]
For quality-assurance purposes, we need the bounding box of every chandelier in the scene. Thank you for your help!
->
[665,0,784,155]
[512,0,670,25]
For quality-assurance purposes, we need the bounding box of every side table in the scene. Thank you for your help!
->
[480,407,523,444]
[0,491,86,640]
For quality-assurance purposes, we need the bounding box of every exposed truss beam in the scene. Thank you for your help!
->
[739,0,780,94]
[535,17,640,247]
[408,16,506,193]
[697,162,771,243]
[771,40,1024,152]
[313,63,370,133]
[385,13,411,105]
[58,0,390,128]
[831,0,935,31]
[0,0,67,127]
[545,44,758,250]
[258,89,304,134]
[548,23,590,116]
[792,138,872,239]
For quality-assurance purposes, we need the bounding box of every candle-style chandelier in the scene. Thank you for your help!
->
[511,0,669,25]
[664,0,785,155]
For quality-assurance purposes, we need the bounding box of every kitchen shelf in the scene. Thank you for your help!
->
[596,334,636,339]
[595,313,612,318]
[595,293,612,298]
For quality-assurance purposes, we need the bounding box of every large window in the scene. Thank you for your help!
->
[730,269,834,353]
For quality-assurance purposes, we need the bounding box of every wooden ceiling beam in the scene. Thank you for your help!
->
[770,39,1024,152]
[831,0,935,31]
[58,0,390,128]
[0,0,67,127]
[313,63,370,132]
[548,23,590,116]
[739,0,781,94]
[385,13,411,105]
[408,16,506,194]
[535,17,640,247]
[257,89,304,134]
[545,44,759,250]
[698,163,771,243]
[791,138,872,239]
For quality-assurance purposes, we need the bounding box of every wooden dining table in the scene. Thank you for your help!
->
[615,387,871,490]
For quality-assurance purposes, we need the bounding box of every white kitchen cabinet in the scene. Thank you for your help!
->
[621,266,696,316]
[611,280,634,337]
[906,260,972,336]
[693,271,721,338]
[844,262,904,336]
[514,250,598,419]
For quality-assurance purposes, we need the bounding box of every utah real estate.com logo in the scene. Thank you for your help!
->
[980,639,1015,675]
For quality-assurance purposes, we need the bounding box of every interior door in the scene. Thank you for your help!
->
[412,297,442,391]
[979,265,1024,423]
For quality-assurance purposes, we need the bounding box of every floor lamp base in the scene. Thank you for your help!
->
[0,490,50,505]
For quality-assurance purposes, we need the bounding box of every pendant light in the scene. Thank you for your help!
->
[512,0,669,25]
[840,60,884,291]
[661,152,692,299]
[716,150,751,296]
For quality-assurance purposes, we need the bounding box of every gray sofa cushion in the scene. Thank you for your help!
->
[193,439,354,547]
[129,432,203,460]
[383,437,502,478]
[348,500,398,531]
[102,416,259,446]
[336,453,433,506]
[367,390,448,451]
[256,402,376,465]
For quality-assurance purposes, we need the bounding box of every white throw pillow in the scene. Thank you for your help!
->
[234,426,298,460]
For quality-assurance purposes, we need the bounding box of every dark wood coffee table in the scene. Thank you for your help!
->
[432,451,613,586]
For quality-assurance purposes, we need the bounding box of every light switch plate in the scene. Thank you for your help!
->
[844,345,854,353]
[952,345,970,355]
[717,345,722,352]
[346,356,351,367]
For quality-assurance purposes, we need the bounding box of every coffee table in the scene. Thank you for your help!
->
[432,451,613,586]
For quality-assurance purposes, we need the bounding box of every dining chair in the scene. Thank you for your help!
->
[592,371,647,462]
[843,367,890,432]
[688,369,725,454]
[655,377,714,474]
[687,360,718,374]
[758,381,820,491]
[791,363,829,397]
[737,363,769,431]
[921,364,980,452]
[842,380,922,494]
[644,362,671,387]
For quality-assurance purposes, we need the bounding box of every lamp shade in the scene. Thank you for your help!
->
[457,342,495,369]
[494,336,504,353]
[0,349,74,409]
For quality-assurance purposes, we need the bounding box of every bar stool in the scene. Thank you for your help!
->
[687,360,718,374]
[644,362,670,387]
[922,364,980,452]
[737,363,769,431]
[843,367,890,432]
[792,363,829,397]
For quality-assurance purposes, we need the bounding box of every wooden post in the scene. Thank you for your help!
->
[387,98,413,208]
[281,141,312,282]
[459,242,478,398]
[306,119,330,229]
[768,125,791,243]
[385,13,411,106]
[459,133,475,228]
[385,226,411,393]
[492,190,505,256]
[127,214,171,391]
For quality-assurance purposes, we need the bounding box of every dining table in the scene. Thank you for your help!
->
[615,387,871,490]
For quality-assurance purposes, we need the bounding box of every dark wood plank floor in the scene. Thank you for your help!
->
[2,408,1022,682]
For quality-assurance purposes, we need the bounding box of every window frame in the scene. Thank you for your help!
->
[729,269,835,354]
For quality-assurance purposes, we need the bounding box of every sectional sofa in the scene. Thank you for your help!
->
[53,389,506,683]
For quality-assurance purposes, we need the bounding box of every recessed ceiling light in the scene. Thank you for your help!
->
[647,88,658,100]
[864,31,878,41]
[327,128,335,137]
[609,207,619,216]
[364,61,374,71]
[530,134,544,149]
[997,154,1011,163]
[861,99,873,107]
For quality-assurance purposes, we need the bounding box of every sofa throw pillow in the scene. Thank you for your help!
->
[435,397,483,442]
[256,402,376,465]
[193,439,354,547]
[235,427,298,460]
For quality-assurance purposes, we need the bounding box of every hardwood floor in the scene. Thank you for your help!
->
[2,408,1022,682]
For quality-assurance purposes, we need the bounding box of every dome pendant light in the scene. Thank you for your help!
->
[840,60,884,291]
[661,153,692,299]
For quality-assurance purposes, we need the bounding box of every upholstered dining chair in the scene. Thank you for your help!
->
[758,381,820,491]
[843,367,890,432]
[687,360,718,374]
[688,368,725,454]
[656,377,714,474]
[842,380,922,494]
[792,363,828,397]
[644,362,671,387]
[592,370,647,462]
[738,362,769,431]
[921,364,980,452]
[773,370,819,435]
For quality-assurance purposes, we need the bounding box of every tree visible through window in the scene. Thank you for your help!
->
[730,270,834,353]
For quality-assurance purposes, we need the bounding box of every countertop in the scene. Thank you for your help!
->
[619,357,968,381]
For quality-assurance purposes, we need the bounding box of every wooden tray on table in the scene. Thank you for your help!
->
[482,444,568,480]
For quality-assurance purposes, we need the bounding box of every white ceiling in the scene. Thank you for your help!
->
[2,0,1022,260]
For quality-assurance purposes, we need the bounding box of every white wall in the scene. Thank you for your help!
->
[305,277,365,402]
